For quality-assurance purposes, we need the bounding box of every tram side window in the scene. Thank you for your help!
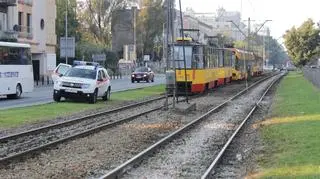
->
[192,46,204,69]
[218,50,224,67]
[0,47,31,65]
[231,53,236,68]
[205,48,214,68]
[223,50,232,67]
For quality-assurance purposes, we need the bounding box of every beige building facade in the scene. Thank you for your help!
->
[0,0,57,79]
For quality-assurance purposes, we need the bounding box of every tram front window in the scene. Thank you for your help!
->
[173,46,192,69]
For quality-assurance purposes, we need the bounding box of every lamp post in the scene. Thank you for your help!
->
[65,0,69,64]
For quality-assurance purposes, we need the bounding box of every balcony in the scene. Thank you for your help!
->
[0,0,16,7]
[14,25,33,39]
[0,30,18,41]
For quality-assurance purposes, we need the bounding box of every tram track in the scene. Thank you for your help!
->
[0,73,278,178]
[201,73,285,179]
[0,96,167,163]
[98,73,284,179]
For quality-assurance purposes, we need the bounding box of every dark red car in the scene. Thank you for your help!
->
[131,67,154,83]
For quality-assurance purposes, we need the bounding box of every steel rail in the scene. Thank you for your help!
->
[0,73,276,165]
[1,94,196,163]
[0,96,166,143]
[0,106,163,163]
[0,96,168,163]
[201,73,285,179]
[99,73,279,179]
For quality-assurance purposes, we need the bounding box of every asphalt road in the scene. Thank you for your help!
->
[0,74,165,110]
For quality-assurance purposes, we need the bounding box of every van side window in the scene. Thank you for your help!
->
[98,70,103,80]
[101,70,106,79]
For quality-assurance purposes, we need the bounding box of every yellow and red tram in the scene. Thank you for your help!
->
[171,38,263,94]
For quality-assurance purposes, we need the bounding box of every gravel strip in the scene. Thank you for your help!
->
[0,75,271,179]
[120,75,279,179]
[0,97,167,159]
[210,77,279,179]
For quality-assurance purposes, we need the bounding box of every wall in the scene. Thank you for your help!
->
[32,0,45,53]
[45,0,56,54]
[303,67,320,89]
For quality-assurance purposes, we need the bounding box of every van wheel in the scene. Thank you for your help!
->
[89,90,98,104]
[102,88,111,101]
[53,93,61,102]
[7,84,22,99]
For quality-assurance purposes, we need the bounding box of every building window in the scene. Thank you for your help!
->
[18,12,23,26]
[27,13,31,33]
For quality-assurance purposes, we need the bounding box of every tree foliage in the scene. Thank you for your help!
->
[56,0,79,38]
[77,0,131,47]
[136,0,165,61]
[56,0,80,61]
[266,36,288,67]
[283,19,320,66]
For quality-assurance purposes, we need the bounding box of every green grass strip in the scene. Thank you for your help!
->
[257,72,320,179]
[0,85,165,129]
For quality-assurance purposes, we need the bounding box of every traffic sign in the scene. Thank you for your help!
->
[92,54,106,62]
[60,37,75,58]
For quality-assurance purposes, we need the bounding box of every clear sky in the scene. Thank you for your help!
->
[180,0,320,42]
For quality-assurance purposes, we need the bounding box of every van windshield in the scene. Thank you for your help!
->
[64,68,97,79]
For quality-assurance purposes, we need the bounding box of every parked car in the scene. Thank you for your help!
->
[131,67,154,83]
[51,63,72,82]
[53,61,111,104]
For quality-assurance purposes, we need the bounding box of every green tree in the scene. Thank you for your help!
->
[56,0,80,62]
[266,36,287,67]
[283,19,320,66]
[136,0,165,61]
[234,40,246,49]
[77,0,131,47]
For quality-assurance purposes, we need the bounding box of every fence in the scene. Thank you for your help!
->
[303,67,320,89]
[34,75,53,87]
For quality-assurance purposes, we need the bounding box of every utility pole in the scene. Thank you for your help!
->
[65,0,68,64]
[164,0,170,110]
[133,6,137,63]
[179,0,189,103]
[171,0,177,108]
[246,17,250,89]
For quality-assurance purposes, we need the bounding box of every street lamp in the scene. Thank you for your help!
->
[65,0,69,64]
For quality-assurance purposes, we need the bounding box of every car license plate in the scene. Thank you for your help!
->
[65,88,78,93]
